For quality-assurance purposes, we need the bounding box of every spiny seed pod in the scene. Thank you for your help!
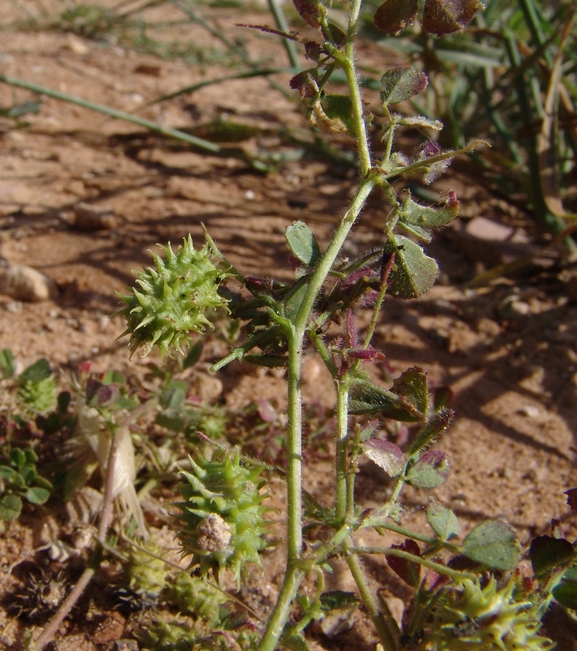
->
[123,541,168,600]
[115,233,233,358]
[175,448,273,583]
[165,572,229,624]
[17,375,57,414]
[417,575,554,651]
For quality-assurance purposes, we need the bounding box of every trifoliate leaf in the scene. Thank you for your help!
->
[462,520,521,571]
[0,494,22,521]
[553,580,577,610]
[286,221,322,267]
[399,194,459,230]
[386,539,421,587]
[380,67,428,106]
[407,450,450,488]
[293,0,323,28]
[422,0,479,36]
[426,500,461,540]
[529,535,575,576]
[385,233,438,299]
[392,367,429,414]
[349,380,426,422]
[363,439,406,477]
[25,486,51,505]
[374,0,418,35]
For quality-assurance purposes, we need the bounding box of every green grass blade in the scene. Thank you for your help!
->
[0,73,222,153]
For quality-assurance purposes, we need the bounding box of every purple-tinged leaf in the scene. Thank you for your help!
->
[553,580,577,610]
[293,0,323,28]
[380,67,428,106]
[304,40,322,62]
[407,450,450,488]
[374,0,418,35]
[392,367,428,415]
[96,384,120,406]
[530,535,575,577]
[422,0,479,36]
[289,70,316,98]
[258,399,278,423]
[347,346,386,362]
[386,539,421,586]
[565,487,577,511]
[426,500,460,540]
[85,378,103,403]
[462,520,521,571]
[363,439,406,477]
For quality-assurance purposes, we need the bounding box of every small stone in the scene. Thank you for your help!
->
[72,202,118,231]
[519,405,540,418]
[0,266,58,301]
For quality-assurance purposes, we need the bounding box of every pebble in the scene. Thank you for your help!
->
[0,265,58,301]
[72,202,118,231]
[519,405,540,418]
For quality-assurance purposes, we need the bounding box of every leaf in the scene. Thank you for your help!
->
[553,580,577,610]
[374,0,418,35]
[286,221,322,267]
[0,494,22,521]
[399,193,459,230]
[386,539,421,587]
[293,0,323,28]
[349,380,426,422]
[25,486,51,505]
[422,0,479,36]
[0,349,16,378]
[462,520,521,571]
[19,358,51,382]
[363,439,406,477]
[380,67,428,106]
[183,341,203,369]
[392,367,428,414]
[322,94,355,134]
[102,369,127,385]
[529,535,575,576]
[409,409,454,456]
[385,233,439,299]
[426,501,461,540]
[407,450,450,488]
[243,354,288,368]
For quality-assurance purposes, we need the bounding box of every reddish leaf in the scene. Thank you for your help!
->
[386,539,421,586]
[374,0,418,35]
[363,439,406,477]
[422,0,479,36]
[293,0,322,29]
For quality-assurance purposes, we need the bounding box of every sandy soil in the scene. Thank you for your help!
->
[0,1,576,649]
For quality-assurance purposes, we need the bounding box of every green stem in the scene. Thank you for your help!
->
[266,0,300,70]
[350,546,479,581]
[257,565,306,651]
[346,551,399,651]
[335,378,350,522]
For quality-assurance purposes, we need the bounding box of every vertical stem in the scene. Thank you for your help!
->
[286,326,303,560]
[346,552,399,651]
[335,379,350,522]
